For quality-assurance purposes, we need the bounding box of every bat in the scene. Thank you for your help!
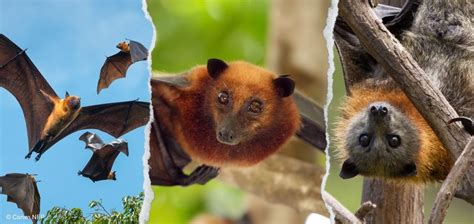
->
[77,132,129,182]
[0,173,40,224]
[0,34,150,161]
[97,40,148,94]
[148,60,326,186]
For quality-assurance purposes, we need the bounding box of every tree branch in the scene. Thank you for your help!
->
[323,192,376,224]
[429,137,474,224]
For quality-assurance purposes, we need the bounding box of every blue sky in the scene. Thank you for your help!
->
[0,0,152,222]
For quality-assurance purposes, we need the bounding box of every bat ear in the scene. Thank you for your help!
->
[65,91,70,98]
[339,159,359,179]
[207,58,228,79]
[273,75,295,97]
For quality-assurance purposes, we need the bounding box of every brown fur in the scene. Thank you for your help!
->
[334,81,453,183]
[153,61,300,167]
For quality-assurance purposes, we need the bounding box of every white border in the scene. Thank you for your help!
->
[321,0,339,223]
[139,0,157,222]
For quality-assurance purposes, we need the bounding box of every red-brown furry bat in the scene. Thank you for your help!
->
[97,40,148,94]
[148,58,301,186]
[0,173,40,224]
[77,132,129,182]
[0,34,150,161]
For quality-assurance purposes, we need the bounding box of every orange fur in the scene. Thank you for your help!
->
[153,62,300,167]
[334,82,453,183]
[42,95,81,138]
[116,42,130,53]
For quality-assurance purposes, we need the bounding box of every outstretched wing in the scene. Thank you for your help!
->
[0,34,57,149]
[79,131,105,151]
[0,173,40,223]
[129,40,148,63]
[97,51,132,94]
[43,100,149,152]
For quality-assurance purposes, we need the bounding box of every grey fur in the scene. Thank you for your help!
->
[345,102,419,178]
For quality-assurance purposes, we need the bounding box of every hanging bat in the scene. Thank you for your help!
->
[148,59,326,186]
[0,34,150,161]
[97,40,148,94]
[0,173,40,224]
[77,132,129,182]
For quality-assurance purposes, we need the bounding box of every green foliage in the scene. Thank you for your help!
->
[41,192,144,224]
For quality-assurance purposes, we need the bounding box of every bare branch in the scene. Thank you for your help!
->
[429,137,474,224]
[323,192,376,224]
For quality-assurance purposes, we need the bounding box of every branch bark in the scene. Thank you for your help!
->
[323,192,376,224]
[429,137,474,224]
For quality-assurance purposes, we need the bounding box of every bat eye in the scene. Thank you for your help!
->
[387,135,401,148]
[217,91,229,105]
[359,134,370,147]
[248,100,263,114]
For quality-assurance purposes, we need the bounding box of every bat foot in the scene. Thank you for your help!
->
[24,153,32,159]
[34,154,42,162]
[449,117,473,135]
[181,165,220,186]
[77,171,83,176]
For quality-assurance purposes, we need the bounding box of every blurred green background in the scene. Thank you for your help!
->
[147,1,269,223]
[147,0,473,223]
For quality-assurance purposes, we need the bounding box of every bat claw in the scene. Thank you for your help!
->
[449,117,473,135]
[25,153,32,159]
[77,171,82,176]
[185,165,220,185]
[34,154,42,162]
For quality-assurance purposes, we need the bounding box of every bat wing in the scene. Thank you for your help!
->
[0,34,57,149]
[292,92,326,151]
[97,51,132,94]
[79,131,105,151]
[129,40,148,63]
[334,2,420,92]
[0,173,40,223]
[80,153,107,181]
[43,100,150,153]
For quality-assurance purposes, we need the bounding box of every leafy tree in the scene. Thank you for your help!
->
[41,192,143,224]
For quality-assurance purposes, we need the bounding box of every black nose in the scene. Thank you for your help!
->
[370,105,388,117]
[218,129,235,143]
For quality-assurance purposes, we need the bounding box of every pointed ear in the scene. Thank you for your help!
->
[339,159,359,179]
[273,75,295,97]
[207,58,228,79]
[65,91,70,98]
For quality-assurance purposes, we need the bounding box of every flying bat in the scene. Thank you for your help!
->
[97,40,148,94]
[77,132,129,182]
[0,34,150,161]
[0,173,40,224]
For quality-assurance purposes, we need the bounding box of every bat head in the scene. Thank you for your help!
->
[107,171,117,180]
[64,92,81,110]
[206,59,298,146]
[116,41,130,53]
[340,101,419,179]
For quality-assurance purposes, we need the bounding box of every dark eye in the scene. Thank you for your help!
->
[359,134,370,147]
[248,100,263,114]
[217,91,229,105]
[387,135,401,148]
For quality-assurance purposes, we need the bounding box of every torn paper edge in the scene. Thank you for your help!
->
[321,0,339,223]
[139,0,156,222]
